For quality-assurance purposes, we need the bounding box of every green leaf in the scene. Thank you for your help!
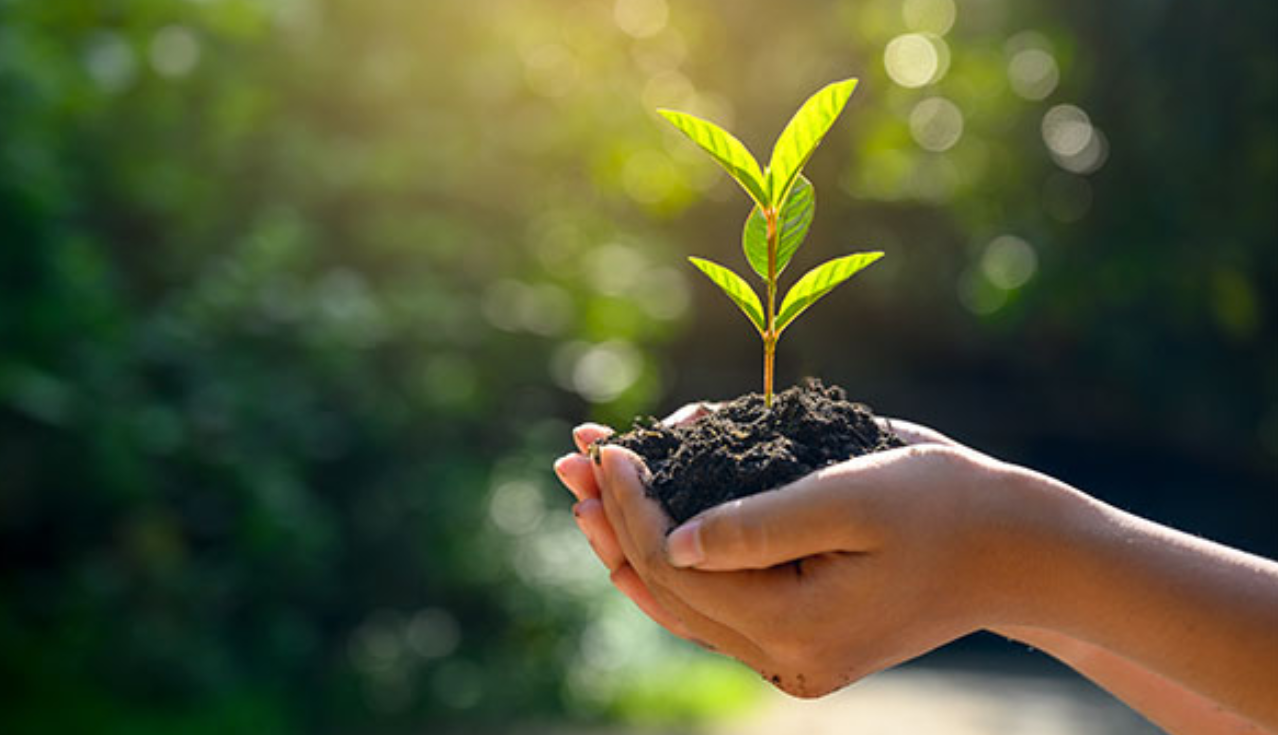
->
[687,257,766,334]
[767,78,858,206]
[658,109,769,208]
[776,251,883,334]
[742,174,815,279]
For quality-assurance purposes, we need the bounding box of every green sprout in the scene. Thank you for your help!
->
[659,78,883,407]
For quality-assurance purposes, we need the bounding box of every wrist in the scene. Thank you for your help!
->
[967,460,1107,633]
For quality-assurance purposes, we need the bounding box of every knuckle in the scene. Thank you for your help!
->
[902,442,965,472]
[607,565,630,587]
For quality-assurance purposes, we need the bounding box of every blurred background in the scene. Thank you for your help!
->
[1,0,1274,732]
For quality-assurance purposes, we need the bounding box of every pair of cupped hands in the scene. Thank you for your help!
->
[553,405,1042,698]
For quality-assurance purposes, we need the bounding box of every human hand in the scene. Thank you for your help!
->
[554,411,1043,696]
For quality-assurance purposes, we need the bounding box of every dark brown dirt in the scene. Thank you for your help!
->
[606,380,904,524]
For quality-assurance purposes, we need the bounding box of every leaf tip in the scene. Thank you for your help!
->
[829,77,859,97]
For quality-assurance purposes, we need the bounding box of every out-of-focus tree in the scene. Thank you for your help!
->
[0,1,696,731]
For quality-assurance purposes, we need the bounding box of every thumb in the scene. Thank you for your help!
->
[664,456,888,571]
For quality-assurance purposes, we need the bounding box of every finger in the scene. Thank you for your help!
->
[595,447,773,665]
[877,417,960,448]
[665,448,923,571]
[555,453,600,501]
[662,401,720,427]
[597,447,766,621]
[572,423,613,454]
[610,563,695,640]
[573,497,625,571]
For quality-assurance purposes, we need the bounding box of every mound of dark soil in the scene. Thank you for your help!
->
[607,380,903,524]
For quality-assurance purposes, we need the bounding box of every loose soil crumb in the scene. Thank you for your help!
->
[608,380,904,524]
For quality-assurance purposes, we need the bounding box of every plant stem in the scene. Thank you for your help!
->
[763,332,776,407]
[764,208,779,408]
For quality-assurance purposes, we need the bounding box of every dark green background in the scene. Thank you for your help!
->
[1,0,1274,732]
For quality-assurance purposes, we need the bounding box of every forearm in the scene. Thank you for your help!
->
[994,468,1278,730]
[997,625,1272,735]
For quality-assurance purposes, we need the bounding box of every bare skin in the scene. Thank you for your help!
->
[553,414,1278,734]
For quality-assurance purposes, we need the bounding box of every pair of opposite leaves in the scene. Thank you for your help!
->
[658,78,883,338]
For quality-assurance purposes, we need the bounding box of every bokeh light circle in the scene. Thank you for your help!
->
[1008,48,1059,100]
[902,0,957,36]
[614,0,669,39]
[83,31,138,92]
[1041,104,1093,157]
[1053,127,1109,175]
[885,33,946,88]
[981,235,1038,290]
[909,96,964,152]
[150,25,200,78]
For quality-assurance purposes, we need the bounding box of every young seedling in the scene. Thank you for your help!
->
[659,79,883,407]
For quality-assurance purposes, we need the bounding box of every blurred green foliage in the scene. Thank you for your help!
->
[0,0,1274,732]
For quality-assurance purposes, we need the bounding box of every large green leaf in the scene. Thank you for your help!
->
[687,257,766,334]
[767,78,858,206]
[775,251,882,334]
[658,109,769,208]
[742,174,815,279]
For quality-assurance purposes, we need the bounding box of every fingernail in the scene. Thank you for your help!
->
[574,423,613,450]
[666,519,704,568]
[553,453,575,478]
[553,454,583,499]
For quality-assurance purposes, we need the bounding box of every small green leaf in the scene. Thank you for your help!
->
[658,109,769,208]
[776,251,883,334]
[742,174,815,279]
[767,78,858,206]
[687,257,766,334]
